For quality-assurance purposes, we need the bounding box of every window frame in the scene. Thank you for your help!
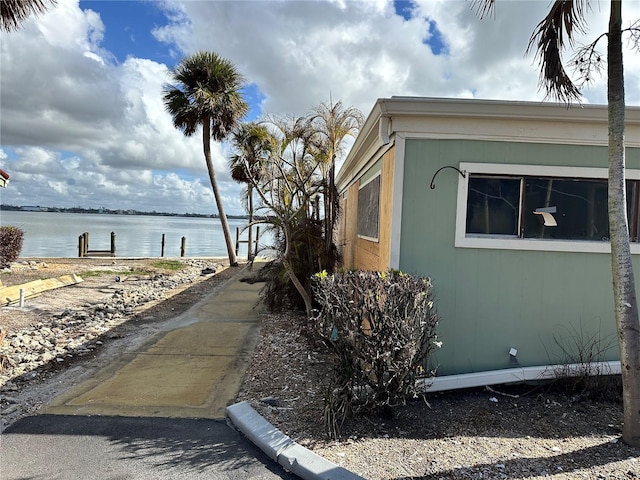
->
[455,162,640,253]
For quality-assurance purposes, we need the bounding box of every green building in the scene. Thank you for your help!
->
[336,97,640,390]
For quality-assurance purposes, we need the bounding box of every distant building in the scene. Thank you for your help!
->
[21,206,44,212]
[0,168,9,188]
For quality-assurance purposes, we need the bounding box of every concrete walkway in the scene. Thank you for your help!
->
[43,265,264,419]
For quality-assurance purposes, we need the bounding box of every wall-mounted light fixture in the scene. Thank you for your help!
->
[430,166,466,190]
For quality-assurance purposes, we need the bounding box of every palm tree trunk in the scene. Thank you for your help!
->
[607,0,640,447]
[282,221,313,317]
[203,117,239,266]
[247,184,254,261]
[326,161,335,252]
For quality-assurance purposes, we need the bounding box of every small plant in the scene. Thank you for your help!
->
[312,269,440,437]
[152,260,184,271]
[0,226,24,267]
[548,321,620,401]
[77,270,109,278]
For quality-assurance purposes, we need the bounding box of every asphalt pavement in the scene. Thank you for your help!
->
[1,414,297,479]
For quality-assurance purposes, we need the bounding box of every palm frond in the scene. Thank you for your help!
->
[527,0,589,103]
[162,87,199,136]
[1,0,56,32]
[470,0,495,20]
[164,51,248,140]
[310,100,364,164]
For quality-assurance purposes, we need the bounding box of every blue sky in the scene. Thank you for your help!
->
[1,0,639,215]
[81,1,171,65]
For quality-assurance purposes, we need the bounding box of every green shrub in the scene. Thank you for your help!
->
[0,226,24,267]
[311,269,440,437]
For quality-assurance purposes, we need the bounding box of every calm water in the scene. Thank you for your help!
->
[0,211,272,258]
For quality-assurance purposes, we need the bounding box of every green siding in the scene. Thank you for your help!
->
[399,139,640,375]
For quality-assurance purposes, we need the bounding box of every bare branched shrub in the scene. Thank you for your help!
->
[548,322,621,401]
[311,270,440,437]
[0,226,24,267]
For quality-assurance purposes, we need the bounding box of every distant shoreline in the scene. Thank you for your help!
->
[0,204,252,220]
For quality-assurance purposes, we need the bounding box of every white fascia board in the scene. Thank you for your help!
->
[381,96,639,127]
[337,134,394,193]
[337,96,640,200]
[336,99,388,190]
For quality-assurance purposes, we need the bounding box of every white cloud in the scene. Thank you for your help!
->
[157,0,639,112]
[0,0,239,214]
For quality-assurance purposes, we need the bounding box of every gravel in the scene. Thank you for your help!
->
[237,312,640,480]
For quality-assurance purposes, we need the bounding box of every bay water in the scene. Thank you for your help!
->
[0,211,272,258]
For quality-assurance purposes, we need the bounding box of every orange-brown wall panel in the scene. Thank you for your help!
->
[339,147,395,272]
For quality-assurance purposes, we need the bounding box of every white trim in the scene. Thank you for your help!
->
[357,235,380,243]
[389,135,405,270]
[421,361,621,393]
[340,140,394,193]
[358,169,381,189]
[455,163,640,254]
[337,98,640,193]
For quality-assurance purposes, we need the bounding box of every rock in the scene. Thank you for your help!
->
[3,404,19,415]
[260,396,280,407]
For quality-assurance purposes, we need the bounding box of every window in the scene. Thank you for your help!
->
[357,173,380,241]
[455,163,640,253]
[466,177,520,236]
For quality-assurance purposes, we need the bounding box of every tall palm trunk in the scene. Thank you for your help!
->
[203,117,238,266]
[247,184,254,261]
[607,0,640,447]
[325,160,336,252]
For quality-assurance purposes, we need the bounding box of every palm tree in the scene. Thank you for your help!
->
[309,100,363,259]
[229,122,274,260]
[478,0,640,446]
[164,51,248,266]
[243,115,324,316]
[1,0,56,31]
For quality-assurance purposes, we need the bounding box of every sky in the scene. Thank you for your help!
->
[1,0,639,216]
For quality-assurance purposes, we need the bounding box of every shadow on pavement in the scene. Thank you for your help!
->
[2,414,297,479]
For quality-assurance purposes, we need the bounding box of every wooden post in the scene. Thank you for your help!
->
[161,234,166,257]
[78,234,85,257]
[110,232,116,257]
[235,227,240,256]
[254,226,261,258]
[180,236,186,257]
[84,232,89,256]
